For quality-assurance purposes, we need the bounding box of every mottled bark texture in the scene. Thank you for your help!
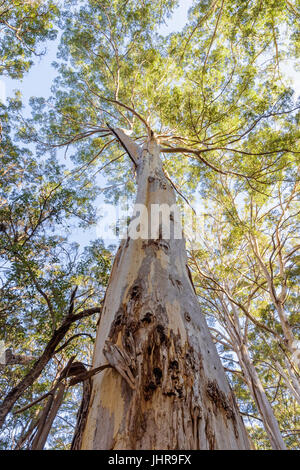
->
[80,132,250,450]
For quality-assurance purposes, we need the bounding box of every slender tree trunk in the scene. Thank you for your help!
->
[0,307,100,430]
[249,235,296,355]
[274,359,300,405]
[237,344,286,450]
[80,133,250,450]
[30,383,66,450]
[219,299,286,449]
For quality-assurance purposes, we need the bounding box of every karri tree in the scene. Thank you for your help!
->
[1,0,299,449]
[74,126,251,450]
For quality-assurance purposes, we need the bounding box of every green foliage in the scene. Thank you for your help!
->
[0,0,59,78]
[0,96,112,449]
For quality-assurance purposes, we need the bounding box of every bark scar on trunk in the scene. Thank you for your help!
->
[206,379,239,438]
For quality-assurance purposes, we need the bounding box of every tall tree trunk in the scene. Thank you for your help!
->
[80,132,250,450]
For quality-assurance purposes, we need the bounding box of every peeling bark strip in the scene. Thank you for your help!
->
[80,132,250,450]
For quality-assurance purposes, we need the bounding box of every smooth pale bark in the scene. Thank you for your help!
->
[219,300,286,450]
[237,344,286,450]
[274,358,300,405]
[80,133,250,450]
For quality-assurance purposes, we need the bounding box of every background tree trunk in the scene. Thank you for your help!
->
[237,344,286,449]
[218,297,286,449]
[80,133,250,450]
